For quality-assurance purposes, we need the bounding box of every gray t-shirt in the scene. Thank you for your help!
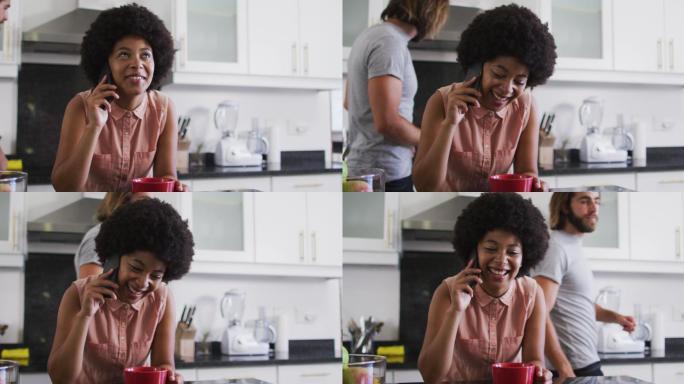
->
[530,230,599,370]
[346,22,417,182]
[74,224,101,275]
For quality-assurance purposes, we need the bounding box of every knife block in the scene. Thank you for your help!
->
[177,139,191,172]
[539,133,556,166]
[174,323,197,359]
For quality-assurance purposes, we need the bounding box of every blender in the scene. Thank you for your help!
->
[579,97,627,163]
[220,290,269,355]
[595,287,644,353]
[214,101,262,167]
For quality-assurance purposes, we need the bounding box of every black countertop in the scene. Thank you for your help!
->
[175,351,340,369]
[539,147,684,176]
[23,161,341,186]
[394,378,651,384]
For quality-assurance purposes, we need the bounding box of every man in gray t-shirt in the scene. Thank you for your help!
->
[346,20,420,191]
[531,192,636,379]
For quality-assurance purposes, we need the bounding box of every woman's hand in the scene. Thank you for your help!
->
[85,76,119,132]
[166,370,183,383]
[443,77,482,128]
[173,180,189,192]
[531,177,548,192]
[533,364,553,384]
[78,269,118,317]
[442,258,482,313]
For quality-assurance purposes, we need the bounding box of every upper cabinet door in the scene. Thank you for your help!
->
[663,0,684,73]
[175,0,248,73]
[343,192,399,252]
[0,1,20,69]
[299,0,343,79]
[247,0,300,77]
[185,192,255,263]
[306,193,342,267]
[613,0,664,72]
[545,0,614,70]
[254,193,308,265]
[0,193,23,254]
[629,193,684,262]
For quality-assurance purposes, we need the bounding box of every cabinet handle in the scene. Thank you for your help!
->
[387,211,395,248]
[292,183,323,189]
[658,180,684,184]
[670,39,675,71]
[303,43,309,75]
[311,232,317,262]
[10,211,16,251]
[180,36,187,68]
[658,39,664,70]
[299,231,305,261]
[300,372,331,377]
[292,43,298,74]
[677,227,681,257]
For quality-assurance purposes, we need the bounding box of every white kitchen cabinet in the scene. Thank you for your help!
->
[195,366,277,382]
[653,362,684,384]
[343,0,388,56]
[343,193,399,265]
[613,0,684,74]
[248,0,341,79]
[254,193,342,267]
[180,192,256,263]
[554,173,636,191]
[540,0,613,70]
[636,171,684,192]
[271,174,341,192]
[629,193,684,262]
[0,0,20,78]
[278,363,341,384]
[173,0,248,74]
[601,363,653,383]
[0,193,24,255]
[19,373,51,384]
[190,177,272,192]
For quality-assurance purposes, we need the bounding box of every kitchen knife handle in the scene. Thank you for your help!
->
[670,39,675,71]
[299,231,305,262]
[303,43,309,75]
[677,226,681,258]
[311,232,317,262]
[292,43,298,74]
[658,39,664,70]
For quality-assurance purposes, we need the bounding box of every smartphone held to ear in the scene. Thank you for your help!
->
[468,251,480,288]
[98,64,115,108]
[102,254,120,284]
[464,63,483,93]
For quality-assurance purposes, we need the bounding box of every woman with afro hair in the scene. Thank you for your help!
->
[413,4,557,192]
[418,193,552,383]
[48,198,194,384]
[52,3,187,191]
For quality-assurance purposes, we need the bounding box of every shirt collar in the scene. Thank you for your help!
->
[110,93,148,121]
[105,296,143,312]
[470,103,508,120]
[474,281,515,307]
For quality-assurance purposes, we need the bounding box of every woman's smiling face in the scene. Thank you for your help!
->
[476,229,523,296]
[479,56,529,112]
[108,35,155,96]
[115,250,165,304]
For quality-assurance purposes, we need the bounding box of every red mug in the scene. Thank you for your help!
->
[124,366,168,384]
[489,174,534,192]
[491,362,535,384]
[131,177,175,192]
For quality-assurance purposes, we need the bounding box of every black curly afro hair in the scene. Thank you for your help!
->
[95,198,194,282]
[452,193,549,277]
[456,4,557,88]
[80,3,174,90]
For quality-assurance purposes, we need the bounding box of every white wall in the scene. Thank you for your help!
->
[169,275,342,352]
[164,85,334,163]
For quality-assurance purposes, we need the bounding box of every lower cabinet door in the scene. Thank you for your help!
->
[278,363,341,384]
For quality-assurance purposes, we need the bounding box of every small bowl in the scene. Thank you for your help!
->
[488,174,534,192]
[123,366,168,384]
[345,168,386,192]
[491,362,535,384]
[131,177,175,192]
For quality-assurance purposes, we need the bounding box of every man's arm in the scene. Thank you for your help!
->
[595,304,636,331]
[367,75,420,146]
[534,276,575,378]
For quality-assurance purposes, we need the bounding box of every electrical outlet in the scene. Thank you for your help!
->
[286,121,309,136]
[672,306,684,322]
[295,308,317,324]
